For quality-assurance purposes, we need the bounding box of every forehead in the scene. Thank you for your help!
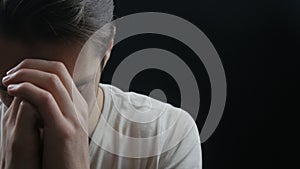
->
[0,38,82,75]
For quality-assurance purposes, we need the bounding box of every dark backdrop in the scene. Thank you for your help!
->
[100,0,299,168]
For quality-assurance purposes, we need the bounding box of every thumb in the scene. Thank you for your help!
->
[13,101,42,169]
[15,100,40,133]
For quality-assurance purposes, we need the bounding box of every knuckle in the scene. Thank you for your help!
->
[60,125,77,140]
[40,91,53,105]
[14,70,24,79]
[13,69,26,79]
[52,61,66,72]
[19,82,31,90]
[15,82,30,92]
[66,128,77,139]
[19,59,32,68]
[72,119,82,130]
[48,74,61,86]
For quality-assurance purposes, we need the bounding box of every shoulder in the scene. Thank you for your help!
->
[99,84,200,151]
[90,84,201,167]
[100,84,197,132]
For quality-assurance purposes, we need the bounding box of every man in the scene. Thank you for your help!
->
[0,0,202,168]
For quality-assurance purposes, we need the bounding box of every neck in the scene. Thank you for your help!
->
[88,85,104,136]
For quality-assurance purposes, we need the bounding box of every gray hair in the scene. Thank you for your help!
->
[0,0,115,44]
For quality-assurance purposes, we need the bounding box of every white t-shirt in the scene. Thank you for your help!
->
[1,84,202,169]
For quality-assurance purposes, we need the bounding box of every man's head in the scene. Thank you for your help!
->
[0,0,115,106]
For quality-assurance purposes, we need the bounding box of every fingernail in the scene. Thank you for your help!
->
[6,68,15,75]
[7,84,17,91]
[2,75,10,83]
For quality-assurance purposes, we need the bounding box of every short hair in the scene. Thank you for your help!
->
[0,0,115,42]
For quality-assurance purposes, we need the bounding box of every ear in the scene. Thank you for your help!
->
[101,38,114,70]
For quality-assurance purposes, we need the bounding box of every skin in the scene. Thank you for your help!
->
[0,37,113,169]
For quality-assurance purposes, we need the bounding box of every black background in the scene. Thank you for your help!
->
[101,0,299,168]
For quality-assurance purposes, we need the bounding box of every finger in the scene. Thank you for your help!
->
[2,68,74,117]
[7,82,65,126]
[14,101,42,169]
[6,97,22,125]
[6,59,74,94]
[15,101,39,131]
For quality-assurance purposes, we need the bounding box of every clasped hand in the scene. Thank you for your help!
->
[1,59,90,169]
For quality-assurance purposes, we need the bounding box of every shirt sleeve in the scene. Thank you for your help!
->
[158,113,202,169]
